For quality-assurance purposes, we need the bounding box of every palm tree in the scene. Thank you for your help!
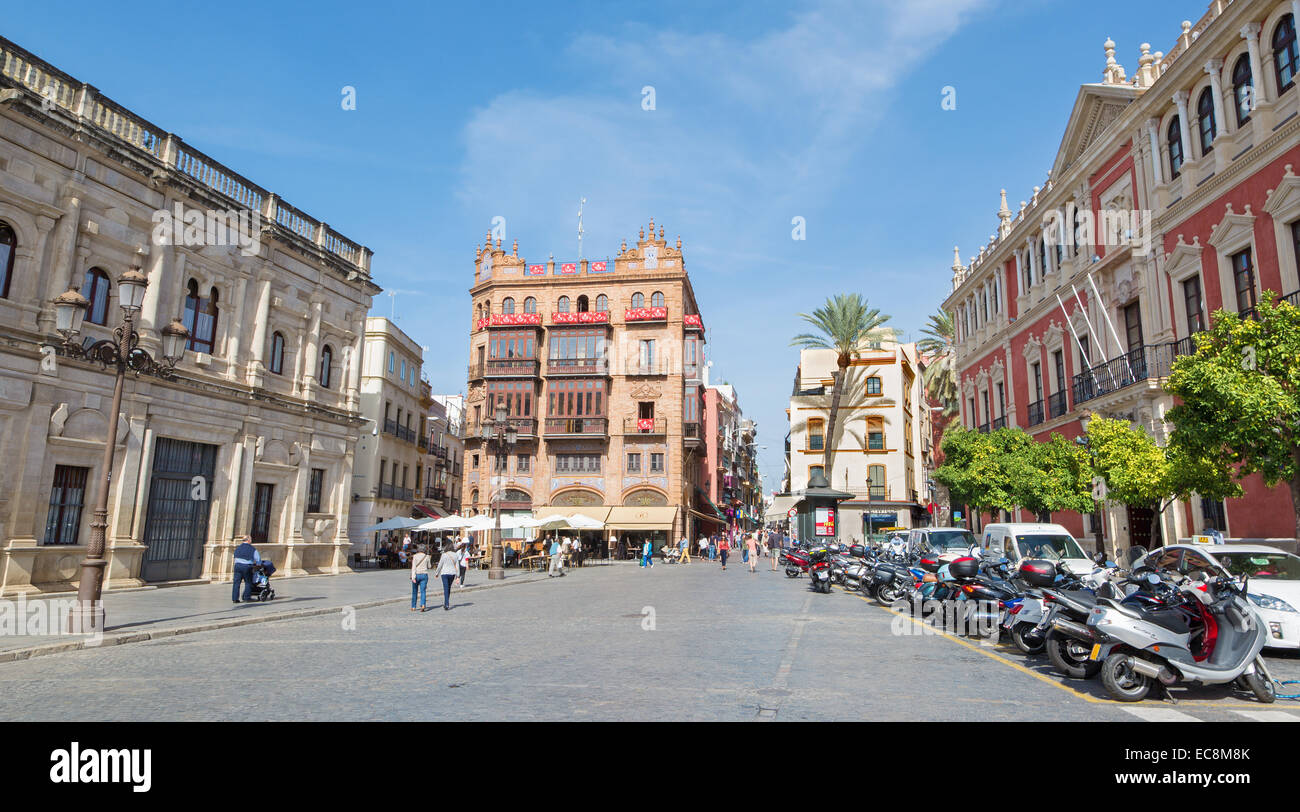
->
[791,293,894,476]
[917,309,958,416]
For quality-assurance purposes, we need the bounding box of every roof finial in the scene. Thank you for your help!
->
[951,246,962,271]
[1102,37,1126,84]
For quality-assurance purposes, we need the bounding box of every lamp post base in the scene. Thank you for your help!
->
[488,542,505,580]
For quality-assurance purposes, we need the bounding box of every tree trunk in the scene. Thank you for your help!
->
[1290,469,1300,544]
[823,366,846,476]
[934,481,952,526]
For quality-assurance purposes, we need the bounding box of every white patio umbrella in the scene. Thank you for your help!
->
[565,513,605,529]
[414,514,475,532]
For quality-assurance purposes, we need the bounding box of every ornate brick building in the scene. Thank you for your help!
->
[462,220,713,548]
[942,0,1300,552]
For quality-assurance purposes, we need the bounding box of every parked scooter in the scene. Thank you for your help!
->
[1087,572,1277,703]
[808,546,833,593]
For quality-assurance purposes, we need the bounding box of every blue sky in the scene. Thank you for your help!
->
[7,0,1191,491]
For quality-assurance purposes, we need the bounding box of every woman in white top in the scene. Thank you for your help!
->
[435,542,461,611]
[410,545,431,612]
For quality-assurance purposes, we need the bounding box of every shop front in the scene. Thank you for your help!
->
[606,505,680,559]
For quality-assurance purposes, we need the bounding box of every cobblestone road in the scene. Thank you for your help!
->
[1,560,1297,721]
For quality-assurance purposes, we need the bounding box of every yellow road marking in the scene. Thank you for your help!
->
[834,585,1272,709]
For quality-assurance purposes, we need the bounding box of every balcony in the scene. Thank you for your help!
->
[1026,399,1045,427]
[468,362,484,381]
[684,421,702,445]
[992,416,1006,430]
[505,417,537,438]
[379,484,413,502]
[977,423,989,434]
[433,445,448,460]
[474,313,544,331]
[625,306,668,323]
[544,417,609,437]
[625,359,668,376]
[867,485,890,500]
[485,357,541,378]
[418,435,429,451]
[547,357,610,376]
[1284,289,1300,308]
[551,311,611,325]
[1047,390,1068,420]
[383,419,417,444]
[624,417,665,435]
[1070,340,1195,407]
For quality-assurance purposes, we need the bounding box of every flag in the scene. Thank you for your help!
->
[560,262,577,274]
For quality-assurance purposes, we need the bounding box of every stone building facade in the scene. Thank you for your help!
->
[462,220,713,547]
[0,36,378,595]
[347,318,423,554]
[786,338,932,539]
[942,0,1300,552]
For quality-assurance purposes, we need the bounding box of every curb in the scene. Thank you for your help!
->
[0,572,553,664]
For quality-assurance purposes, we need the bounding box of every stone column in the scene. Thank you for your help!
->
[1145,118,1165,186]
[1173,90,1193,165]
[245,272,272,387]
[300,296,323,397]
[225,268,250,380]
[345,320,363,412]
[1205,58,1228,135]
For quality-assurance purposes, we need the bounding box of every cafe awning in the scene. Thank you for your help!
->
[764,494,799,522]
[534,505,611,525]
[605,506,679,531]
[688,508,727,527]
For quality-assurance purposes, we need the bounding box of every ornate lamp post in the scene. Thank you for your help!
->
[479,405,517,580]
[52,258,189,631]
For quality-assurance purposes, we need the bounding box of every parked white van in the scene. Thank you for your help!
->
[979,523,1094,575]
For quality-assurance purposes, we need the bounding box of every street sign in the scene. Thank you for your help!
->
[787,508,797,518]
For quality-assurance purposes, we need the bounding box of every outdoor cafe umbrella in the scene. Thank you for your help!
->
[360,516,425,533]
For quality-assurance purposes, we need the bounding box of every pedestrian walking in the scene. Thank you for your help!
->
[746,533,758,573]
[231,534,261,603]
[410,544,431,612]
[719,536,730,571]
[679,535,691,564]
[640,538,653,568]
[548,536,565,577]
[456,536,470,588]
[770,531,779,571]
[435,541,460,610]
[709,535,717,561]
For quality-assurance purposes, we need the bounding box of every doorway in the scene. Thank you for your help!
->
[141,437,217,582]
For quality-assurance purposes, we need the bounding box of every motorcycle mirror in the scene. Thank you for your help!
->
[1146,573,1161,585]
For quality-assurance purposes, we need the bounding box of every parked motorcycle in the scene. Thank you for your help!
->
[1088,572,1277,703]
[808,546,833,593]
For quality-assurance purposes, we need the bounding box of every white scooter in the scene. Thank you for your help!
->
[1086,573,1276,703]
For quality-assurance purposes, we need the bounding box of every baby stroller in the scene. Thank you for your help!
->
[249,559,276,602]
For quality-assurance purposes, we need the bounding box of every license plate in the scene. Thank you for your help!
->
[1089,643,1102,661]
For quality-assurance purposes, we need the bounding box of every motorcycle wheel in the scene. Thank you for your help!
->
[785,568,799,579]
[859,582,876,600]
[1244,659,1277,704]
[1010,623,1046,656]
[1101,653,1151,702]
[1045,629,1102,679]
[875,582,900,607]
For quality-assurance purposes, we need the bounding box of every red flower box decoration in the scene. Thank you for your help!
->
[487,313,541,327]
[683,314,704,329]
[526,264,546,275]
[637,418,655,432]
[624,307,668,322]
[552,311,610,324]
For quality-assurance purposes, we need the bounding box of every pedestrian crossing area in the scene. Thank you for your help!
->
[1120,706,1300,722]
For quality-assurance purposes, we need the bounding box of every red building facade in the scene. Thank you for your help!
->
[943,0,1300,553]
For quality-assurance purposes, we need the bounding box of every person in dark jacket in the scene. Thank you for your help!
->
[232,535,261,603]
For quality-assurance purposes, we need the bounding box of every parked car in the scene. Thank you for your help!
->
[909,527,979,560]
[1133,542,1300,650]
[979,523,1093,575]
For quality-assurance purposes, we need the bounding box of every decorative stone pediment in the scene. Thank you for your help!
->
[1263,164,1300,221]
[628,383,661,400]
[975,368,989,387]
[961,376,976,396]
[1163,234,1204,281]
[1045,320,1065,347]
[990,358,1005,378]
[1021,334,1042,359]
[1207,203,1256,251]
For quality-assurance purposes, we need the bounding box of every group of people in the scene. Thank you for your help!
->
[627,529,791,573]
[408,534,474,612]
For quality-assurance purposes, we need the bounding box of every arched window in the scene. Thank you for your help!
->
[319,344,334,388]
[1233,53,1253,126]
[557,296,570,313]
[1167,115,1184,178]
[523,296,537,313]
[577,295,589,313]
[502,297,515,314]
[184,280,219,353]
[631,292,645,309]
[1196,87,1216,154]
[651,291,664,308]
[80,268,111,325]
[595,294,608,312]
[1275,14,1298,93]
[0,222,17,299]
[269,331,285,375]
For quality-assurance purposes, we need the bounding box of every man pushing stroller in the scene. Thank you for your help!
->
[232,535,276,603]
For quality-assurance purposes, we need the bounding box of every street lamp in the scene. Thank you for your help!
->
[52,256,189,632]
[480,405,516,580]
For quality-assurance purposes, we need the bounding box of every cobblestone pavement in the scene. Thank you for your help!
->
[1,559,1297,721]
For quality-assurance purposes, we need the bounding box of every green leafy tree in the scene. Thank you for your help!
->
[1087,416,1241,548]
[791,293,894,474]
[1165,297,1300,539]
[917,309,957,416]
[1016,432,1095,518]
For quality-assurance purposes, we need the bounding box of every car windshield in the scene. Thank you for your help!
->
[929,530,976,551]
[1213,552,1300,581]
[1016,534,1085,562]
